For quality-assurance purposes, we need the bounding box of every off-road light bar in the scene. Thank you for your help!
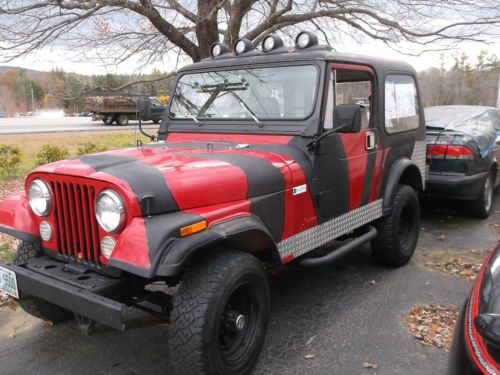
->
[233,38,255,55]
[295,31,318,49]
[210,42,230,58]
[261,35,284,52]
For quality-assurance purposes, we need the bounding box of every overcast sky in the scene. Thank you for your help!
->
[2,36,499,76]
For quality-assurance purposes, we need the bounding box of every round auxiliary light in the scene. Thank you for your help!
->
[100,236,116,259]
[28,179,52,217]
[262,35,284,52]
[95,189,126,233]
[210,42,229,58]
[295,31,318,49]
[233,38,255,55]
[39,221,53,242]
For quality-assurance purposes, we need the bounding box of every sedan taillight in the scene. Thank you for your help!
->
[427,144,473,160]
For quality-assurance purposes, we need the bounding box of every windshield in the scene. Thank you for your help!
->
[169,65,318,122]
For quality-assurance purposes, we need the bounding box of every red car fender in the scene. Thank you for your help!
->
[0,191,38,240]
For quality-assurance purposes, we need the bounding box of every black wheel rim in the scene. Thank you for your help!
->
[398,205,414,248]
[217,282,260,368]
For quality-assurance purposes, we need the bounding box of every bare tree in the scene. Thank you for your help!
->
[1,1,499,88]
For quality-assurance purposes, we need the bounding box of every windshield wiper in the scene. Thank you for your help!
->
[229,91,263,127]
[173,93,202,125]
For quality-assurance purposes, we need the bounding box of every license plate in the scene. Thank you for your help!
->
[0,265,18,299]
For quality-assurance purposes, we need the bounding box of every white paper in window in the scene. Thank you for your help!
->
[395,83,417,118]
[385,82,397,120]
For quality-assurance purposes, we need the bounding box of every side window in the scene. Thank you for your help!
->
[326,67,373,130]
[385,75,419,133]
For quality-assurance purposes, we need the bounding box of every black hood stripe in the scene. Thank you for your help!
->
[79,154,178,215]
[150,139,313,181]
[176,152,286,241]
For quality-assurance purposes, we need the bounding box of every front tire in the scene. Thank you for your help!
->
[469,172,494,218]
[169,251,270,375]
[14,241,72,323]
[372,184,420,267]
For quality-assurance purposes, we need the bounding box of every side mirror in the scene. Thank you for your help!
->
[475,313,500,348]
[138,97,151,119]
[333,104,362,133]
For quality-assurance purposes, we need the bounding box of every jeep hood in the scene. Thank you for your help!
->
[31,136,308,215]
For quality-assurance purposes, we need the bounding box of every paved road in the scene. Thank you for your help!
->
[0,117,159,134]
[0,194,498,375]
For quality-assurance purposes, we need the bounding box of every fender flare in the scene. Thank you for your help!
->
[382,158,423,214]
[154,215,280,277]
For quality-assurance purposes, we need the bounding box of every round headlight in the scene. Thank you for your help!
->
[297,33,310,48]
[28,179,51,217]
[95,189,126,233]
[261,35,284,52]
[235,40,246,54]
[263,37,275,51]
[210,42,229,58]
[233,38,255,55]
[212,44,221,57]
[295,31,318,49]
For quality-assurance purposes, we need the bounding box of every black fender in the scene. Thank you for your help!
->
[154,215,280,277]
[382,158,423,215]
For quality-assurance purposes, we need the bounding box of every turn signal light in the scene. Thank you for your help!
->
[180,220,207,237]
[427,145,473,160]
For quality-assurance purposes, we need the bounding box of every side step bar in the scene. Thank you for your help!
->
[296,226,377,267]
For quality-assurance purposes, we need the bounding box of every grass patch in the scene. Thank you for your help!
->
[419,250,488,280]
[0,242,15,263]
[0,130,150,176]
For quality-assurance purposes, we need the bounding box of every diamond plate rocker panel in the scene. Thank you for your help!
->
[411,140,426,188]
[278,199,383,259]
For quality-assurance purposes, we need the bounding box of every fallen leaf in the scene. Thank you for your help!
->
[304,354,315,359]
[437,234,446,241]
[361,362,379,369]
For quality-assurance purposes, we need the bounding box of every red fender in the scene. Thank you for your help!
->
[0,192,38,240]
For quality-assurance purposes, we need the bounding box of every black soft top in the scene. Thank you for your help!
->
[178,46,417,77]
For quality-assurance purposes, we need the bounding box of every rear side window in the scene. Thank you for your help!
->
[384,75,419,133]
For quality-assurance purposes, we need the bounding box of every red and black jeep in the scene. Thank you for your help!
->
[0,32,426,375]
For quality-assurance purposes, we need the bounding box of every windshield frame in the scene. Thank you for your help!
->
[164,61,324,135]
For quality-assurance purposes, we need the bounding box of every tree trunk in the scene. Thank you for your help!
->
[195,0,220,61]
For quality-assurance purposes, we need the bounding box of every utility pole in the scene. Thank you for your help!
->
[30,82,35,113]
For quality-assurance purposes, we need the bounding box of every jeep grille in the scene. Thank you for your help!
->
[49,178,101,264]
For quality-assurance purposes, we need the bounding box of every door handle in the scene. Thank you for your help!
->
[366,132,376,150]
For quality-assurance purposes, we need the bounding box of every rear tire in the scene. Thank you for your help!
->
[102,115,114,125]
[372,184,420,267]
[116,114,129,126]
[169,251,270,375]
[14,241,72,323]
[469,172,494,218]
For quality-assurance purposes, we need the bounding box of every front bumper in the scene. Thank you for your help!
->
[426,171,488,200]
[1,256,132,330]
